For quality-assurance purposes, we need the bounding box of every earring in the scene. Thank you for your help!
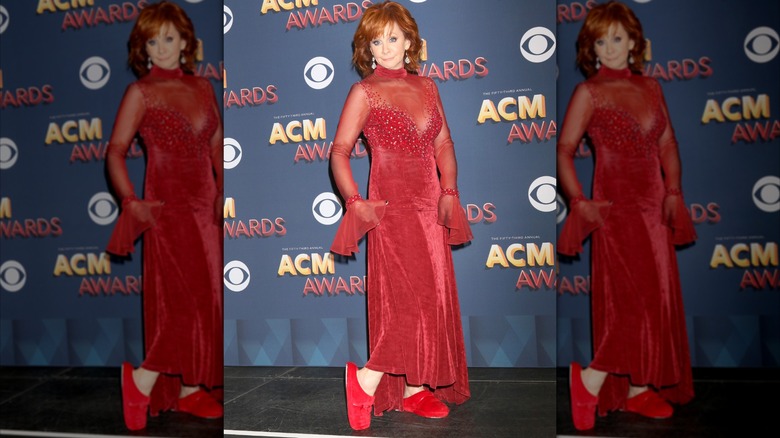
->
[371,57,376,69]
[404,52,410,64]
[180,54,185,64]
[147,58,152,69]
[595,57,600,69]
[628,54,634,64]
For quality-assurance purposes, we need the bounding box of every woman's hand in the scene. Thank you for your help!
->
[125,199,164,227]
[437,194,457,226]
[663,195,678,227]
[573,199,611,227]
[349,199,387,224]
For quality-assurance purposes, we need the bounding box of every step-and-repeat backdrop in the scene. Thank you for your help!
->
[0,0,223,366]
[556,0,780,368]
[222,0,558,367]
[3,0,776,371]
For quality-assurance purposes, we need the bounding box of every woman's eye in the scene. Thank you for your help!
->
[389,37,397,42]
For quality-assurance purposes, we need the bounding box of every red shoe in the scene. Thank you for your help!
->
[624,390,673,419]
[401,390,449,418]
[569,362,598,431]
[121,362,150,431]
[175,389,223,419]
[345,362,374,430]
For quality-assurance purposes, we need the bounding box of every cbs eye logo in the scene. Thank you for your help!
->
[528,176,557,213]
[312,192,343,225]
[520,26,556,63]
[223,5,233,34]
[752,175,780,213]
[80,56,111,90]
[304,57,335,90]
[0,137,19,170]
[744,27,779,63]
[88,192,119,225]
[224,260,250,292]
[0,260,26,293]
[0,5,9,34]
[224,137,242,169]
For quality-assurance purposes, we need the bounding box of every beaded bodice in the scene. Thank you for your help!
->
[359,68,442,161]
[584,69,666,159]
[135,69,218,160]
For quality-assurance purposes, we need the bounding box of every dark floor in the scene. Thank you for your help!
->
[223,366,556,438]
[556,367,778,438]
[0,366,223,437]
[1,366,777,437]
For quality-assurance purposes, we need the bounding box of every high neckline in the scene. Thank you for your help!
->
[149,65,184,79]
[597,66,632,79]
[374,64,407,78]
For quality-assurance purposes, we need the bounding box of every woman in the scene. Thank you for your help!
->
[105,1,223,431]
[557,1,697,431]
[329,1,473,431]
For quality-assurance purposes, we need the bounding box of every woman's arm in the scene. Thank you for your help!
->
[106,84,145,202]
[331,83,370,201]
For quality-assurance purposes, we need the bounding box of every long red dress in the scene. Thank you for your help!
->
[106,65,223,416]
[557,66,696,415]
[330,65,473,415]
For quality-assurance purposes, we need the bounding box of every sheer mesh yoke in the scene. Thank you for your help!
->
[105,66,224,416]
[557,67,695,415]
[330,65,472,415]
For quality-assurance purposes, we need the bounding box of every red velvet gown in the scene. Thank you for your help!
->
[330,65,473,415]
[106,65,223,416]
[557,66,696,415]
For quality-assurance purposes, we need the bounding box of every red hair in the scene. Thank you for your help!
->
[576,1,645,78]
[352,1,422,78]
[128,1,197,77]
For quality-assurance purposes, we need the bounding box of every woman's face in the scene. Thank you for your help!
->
[593,22,635,70]
[369,22,412,71]
[145,22,186,70]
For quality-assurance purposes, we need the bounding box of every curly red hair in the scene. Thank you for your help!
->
[128,1,197,77]
[352,1,422,78]
[576,1,646,78]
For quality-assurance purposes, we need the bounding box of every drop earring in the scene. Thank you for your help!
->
[371,57,376,69]
[147,58,152,70]
[628,54,634,64]
[180,54,185,64]
[595,57,600,69]
[404,52,410,65]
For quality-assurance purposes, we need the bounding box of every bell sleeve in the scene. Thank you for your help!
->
[329,83,385,256]
[431,80,473,245]
[105,83,161,256]
[557,83,610,256]
[655,80,696,246]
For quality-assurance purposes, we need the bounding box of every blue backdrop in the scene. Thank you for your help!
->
[221,0,558,368]
[556,0,780,368]
[0,0,223,366]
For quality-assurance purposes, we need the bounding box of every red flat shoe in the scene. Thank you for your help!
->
[569,362,598,431]
[624,390,673,419]
[345,362,374,430]
[401,390,449,418]
[175,389,223,419]
[121,362,150,431]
